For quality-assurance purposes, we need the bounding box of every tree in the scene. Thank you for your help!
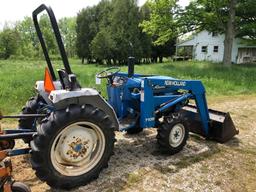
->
[59,17,77,58]
[39,14,58,56]
[140,0,180,45]
[76,0,166,64]
[90,0,117,64]
[139,3,152,62]
[16,17,38,58]
[0,27,20,59]
[236,0,256,41]
[110,0,143,63]
[140,1,177,62]
[223,0,237,66]
[76,6,99,63]
[90,29,116,65]
[151,38,176,62]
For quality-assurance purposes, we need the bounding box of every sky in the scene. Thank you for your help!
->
[0,0,190,29]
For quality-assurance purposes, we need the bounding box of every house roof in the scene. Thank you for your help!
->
[175,31,204,46]
[176,38,194,46]
[176,30,256,47]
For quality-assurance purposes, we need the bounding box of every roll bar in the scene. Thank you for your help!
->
[32,4,72,81]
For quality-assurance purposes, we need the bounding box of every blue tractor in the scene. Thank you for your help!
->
[0,4,238,190]
[96,57,238,147]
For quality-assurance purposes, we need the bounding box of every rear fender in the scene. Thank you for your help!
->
[48,88,119,130]
[35,80,62,104]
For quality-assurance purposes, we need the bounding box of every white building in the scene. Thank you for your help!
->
[175,30,256,64]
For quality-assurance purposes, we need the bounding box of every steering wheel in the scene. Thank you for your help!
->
[96,67,121,79]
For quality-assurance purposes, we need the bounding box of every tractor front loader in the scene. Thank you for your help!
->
[0,4,238,190]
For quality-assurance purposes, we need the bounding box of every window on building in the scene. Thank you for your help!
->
[214,46,219,53]
[201,46,207,53]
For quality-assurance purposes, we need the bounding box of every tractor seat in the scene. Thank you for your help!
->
[57,69,81,91]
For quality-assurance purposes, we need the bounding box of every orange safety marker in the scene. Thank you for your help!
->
[44,68,56,93]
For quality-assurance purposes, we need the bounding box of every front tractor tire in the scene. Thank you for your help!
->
[30,104,116,190]
[157,114,189,155]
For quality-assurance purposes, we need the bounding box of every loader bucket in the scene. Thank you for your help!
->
[182,105,239,143]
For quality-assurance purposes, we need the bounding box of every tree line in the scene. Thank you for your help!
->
[0,0,174,64]
[0,16,76,60]
[0,0,255,66]
[76,0,174,64]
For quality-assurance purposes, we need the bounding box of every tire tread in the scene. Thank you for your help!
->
[30,104,116,190]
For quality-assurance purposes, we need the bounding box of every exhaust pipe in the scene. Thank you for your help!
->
[182,105,239,143]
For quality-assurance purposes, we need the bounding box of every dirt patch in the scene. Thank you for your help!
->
[8,96,256,191]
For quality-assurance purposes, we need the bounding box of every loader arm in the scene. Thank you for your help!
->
[141,78,211,135]
[139,77,238,142]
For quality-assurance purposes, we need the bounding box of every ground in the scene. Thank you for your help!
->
[7,95,255,192]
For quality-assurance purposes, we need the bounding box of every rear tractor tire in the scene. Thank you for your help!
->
[30,104,116,190]
[157,113,189,155]
[18,96,43,131]
[18,96,45,143]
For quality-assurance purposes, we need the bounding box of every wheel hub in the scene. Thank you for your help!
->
[174,131,180,139]
[66,138,89,160]
[169,123,185,148]
[57,126,97,163]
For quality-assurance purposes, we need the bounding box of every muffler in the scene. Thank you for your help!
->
[182,105,239,143]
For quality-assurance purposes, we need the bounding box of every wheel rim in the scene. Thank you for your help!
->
[169,123,185,148]
[50,121,105,176]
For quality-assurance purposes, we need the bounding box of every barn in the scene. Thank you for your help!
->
[175,30,256,64]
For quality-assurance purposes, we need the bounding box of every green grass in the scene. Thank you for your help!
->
[0,59,256,114]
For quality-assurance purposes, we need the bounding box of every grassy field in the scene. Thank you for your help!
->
[0,59,256,114]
